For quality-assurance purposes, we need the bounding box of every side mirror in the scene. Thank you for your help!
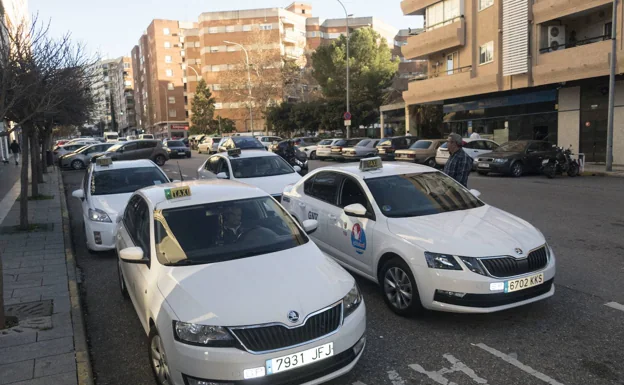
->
[216,172,229,179]
[302,219,318,234]
[294,165,302,172]
[344,203,367,217]
[218,146,227,153]
[470,189,481,198]
[116,216,122,224]
[119,247,147,264]
[72,189,85,200]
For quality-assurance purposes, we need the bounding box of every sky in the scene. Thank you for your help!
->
[29,0,423,59]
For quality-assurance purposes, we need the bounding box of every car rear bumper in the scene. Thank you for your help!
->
[476,161,511,174]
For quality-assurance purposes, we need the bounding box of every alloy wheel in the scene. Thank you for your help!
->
[71,160,84,170]
[151,335,172,385]
[384,267,413,310]
[155,155,166,166]
[512,162,523,177]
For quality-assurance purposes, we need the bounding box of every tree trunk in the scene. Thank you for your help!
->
[29,131,39,197]
[41,132,49,174]
[0,251,5,329]
[34,130,43,183]
[19,129,30,230]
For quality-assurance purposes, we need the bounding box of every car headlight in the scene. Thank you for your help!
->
[458,256,487,276]
[173,321,236,347]
[166,148,171,152]
[88,208,111,223]
[424,252,462,270]
[493,158,507,163]
[343,283,362,318]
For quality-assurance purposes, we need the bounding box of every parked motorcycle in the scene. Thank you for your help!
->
[542,145,579,178]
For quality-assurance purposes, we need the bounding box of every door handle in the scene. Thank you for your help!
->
[328,214,337,220]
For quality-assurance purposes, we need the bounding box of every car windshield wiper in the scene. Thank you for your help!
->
[165,259,205,266]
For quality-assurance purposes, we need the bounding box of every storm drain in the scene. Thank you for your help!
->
[5,299,53,318]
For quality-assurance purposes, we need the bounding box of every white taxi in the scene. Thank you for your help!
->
[71,158,170,251]
[281,157,556,315]
[197,148,302,201]
[115,180,366,385]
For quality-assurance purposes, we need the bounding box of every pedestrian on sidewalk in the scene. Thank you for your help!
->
[9,139,20,165]
[444,133,473,187]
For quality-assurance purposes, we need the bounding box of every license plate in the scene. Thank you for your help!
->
[479,163,490,168]
[505,273,544,293]
[266,342,334,375]
[178,151,185,155]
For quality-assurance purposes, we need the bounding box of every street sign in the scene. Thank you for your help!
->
[344,120,352,126]
[343,112,352,120]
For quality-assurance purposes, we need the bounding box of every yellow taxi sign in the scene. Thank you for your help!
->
[96,157,112,167]
[164,186,191,200]
[227,148,242,157]
[359,157,383,171]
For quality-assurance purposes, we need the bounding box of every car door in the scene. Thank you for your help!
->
[116,142,138,160]
[198,155,222,179]
[526,142,546,171]
[328,175,376,276]
[464,140,487,159]
[138,141,157,159]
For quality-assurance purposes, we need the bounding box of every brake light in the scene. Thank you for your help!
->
[408,154,416,158]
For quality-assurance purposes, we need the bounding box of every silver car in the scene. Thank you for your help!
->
[59,143,115,170]
[341,139,381,160]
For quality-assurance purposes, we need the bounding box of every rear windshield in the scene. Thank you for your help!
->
[91,168,168,195]
[356,139,371,147]
[410,141,432,149]
[378,139,392,146]
[232,137,264,149]
[230,156,294,178]
[334,140,348,146]
[166,141,184,147]
[318,139,333,145]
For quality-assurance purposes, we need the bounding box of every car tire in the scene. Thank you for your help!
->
[187,153,191,158]
[310,151,316,160]
[154,155,166,166]
[568,163,579,177]
[198,149,202,154]
[71,159,84,170]
[425,158,436,168]
[148,328,173,385]
[478,171,489,176]
[380,257,423,316]
[543,164,556,179]
[118,259,129,299]
[510,161,524,177]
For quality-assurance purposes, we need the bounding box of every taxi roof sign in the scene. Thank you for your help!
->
[164,186,191,200]
[359,157,383,171]
[96,157,112,167]
[227,148,242,157]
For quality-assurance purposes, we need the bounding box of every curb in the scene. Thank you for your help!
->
[580,170,624,178]
[57,168,94,385]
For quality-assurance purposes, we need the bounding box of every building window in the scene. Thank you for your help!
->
[210,46,219,53]
[243,25,252,32]
[124,80,132,86]
[163,28,170,35]
[426,0,461,30]
[226,25,236,33]
[123,62,130,69]
[212,84,221,90]
[184,96,188,104]
[211,65,221,72]
[478,0,494,11]
[308,31,318,38]
[166,69,173,77]
[164,41,171,48]
[165,55,172,63]
[260,24,273,31]
[215,103,223,109]
[168,96,175,104]
[167,82,174,90]
[479,41,494,65]
[168,109,177,117]
[195,41,201,48]
[209,27,218,34]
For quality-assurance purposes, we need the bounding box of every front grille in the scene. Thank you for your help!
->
[434,279,554,308]
[480,246,548,278]
[230,303,342,353]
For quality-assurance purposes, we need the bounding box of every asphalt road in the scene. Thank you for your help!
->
[62,152,624,385]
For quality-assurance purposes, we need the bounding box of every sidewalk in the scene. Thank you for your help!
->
[582,163,624,177]
[0,168,91,385]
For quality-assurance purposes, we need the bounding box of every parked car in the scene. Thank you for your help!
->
[53,142,99,163]
[118,137,128,142]
[293,136,321,146]
[476,140,556,177]
[315,139,342,160]
[342,138,381,161]
[395,139,445,167]
[219,136,265,151]
[59,143,115,170]
[197,136,221,154]
[376,136,419,160]
[435,138,499,167]
[98,140,169,166]
[163,140,191,158]
[258,136,282,149]
[103,131,119,142]
[330,138,367,161]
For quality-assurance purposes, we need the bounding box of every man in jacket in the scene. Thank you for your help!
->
[443,133,473,187]
[9,140,20,165]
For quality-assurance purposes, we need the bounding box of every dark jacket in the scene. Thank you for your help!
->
[9,142,20,154]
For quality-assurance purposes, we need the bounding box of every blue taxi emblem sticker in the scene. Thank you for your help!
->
[351,223,366,254]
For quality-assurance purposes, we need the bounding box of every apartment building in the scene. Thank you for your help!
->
[90,58,118,131]
[110,56,136,135]
[401,0,624,165]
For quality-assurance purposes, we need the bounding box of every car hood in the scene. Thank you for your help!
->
[236,172,302,196]
[90,193,133,221]
[386,205,545,257]
[157,242,354,326]
[485,151,521,159]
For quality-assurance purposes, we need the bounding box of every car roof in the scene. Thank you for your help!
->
[218,150,277,159]
[312,161,436,180]
[140,180,268,210]
[92,159,157,172]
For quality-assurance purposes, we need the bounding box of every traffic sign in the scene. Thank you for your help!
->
[343,112,352,120]
[344,120,352,126]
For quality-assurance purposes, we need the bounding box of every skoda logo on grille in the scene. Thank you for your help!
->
[287,310,300,323]
[514,248,523,256]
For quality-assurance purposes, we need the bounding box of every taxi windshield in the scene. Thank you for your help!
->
[154,197,308,265]
[230,156,294,178]
[365,172,483,218]
[91,168,169,195]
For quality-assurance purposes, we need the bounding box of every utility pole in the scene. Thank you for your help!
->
[337,0,351,138]
[606,0,617,171]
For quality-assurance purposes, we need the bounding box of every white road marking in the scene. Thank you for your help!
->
[182,174,189,177]
[388,369,406,385]
[605,302,624,312]
[352,382,368,385]
[410,354,488,384]
[473,343,566,385]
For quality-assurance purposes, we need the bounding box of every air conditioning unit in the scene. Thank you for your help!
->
[548,26,566,51]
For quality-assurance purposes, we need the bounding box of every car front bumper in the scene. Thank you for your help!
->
[84,219,116,251]
[476,161,512,174]
[415,251,556,313]
[168,150,191,158]
[165,302,366,385]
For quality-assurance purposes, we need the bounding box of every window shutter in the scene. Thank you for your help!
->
[502,0,529,76]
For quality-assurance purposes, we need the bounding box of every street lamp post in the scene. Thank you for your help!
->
[224,40,254,136]
[337,0,351,138]
[606,0,617,171]
[186,65,201,80]
[161,84,169,137]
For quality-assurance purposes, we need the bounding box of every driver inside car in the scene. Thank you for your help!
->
[222,206,245,244]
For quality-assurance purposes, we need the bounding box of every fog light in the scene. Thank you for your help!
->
[353,336,366,356]
[93,232,102,245]
[490,282,504,291]
[436,290,466,298]
[243,367,266,379]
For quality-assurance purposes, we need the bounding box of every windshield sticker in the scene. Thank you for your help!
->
[382,205,392,212]
[308,211,318,220]
[351,223,367,254]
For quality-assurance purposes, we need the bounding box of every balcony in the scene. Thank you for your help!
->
[534,39,611,86]
[533,0,611,24]
[401,0,439,15]
[402,17,465,60]
[283,30,301,45]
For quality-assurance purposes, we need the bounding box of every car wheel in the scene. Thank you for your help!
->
[425,158,436,167]
[71,159,84,170]
[380,257,423,316]
[567,163,579,177]
[511,161,524,177]
[478,171,489,176]
[154,155,166,166]
[187,153,191,158]
[310,151,316,160]
[148,329,172,385]
[198,149,202,154]
[543,164,556,179]
[118,259,129,299]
